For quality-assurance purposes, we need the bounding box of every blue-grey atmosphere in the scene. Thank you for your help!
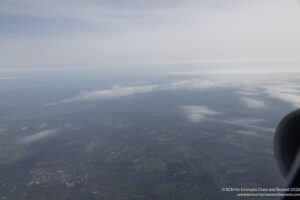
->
[0,0,300,199]
[0,0,299,71]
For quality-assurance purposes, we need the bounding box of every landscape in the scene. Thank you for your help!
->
[0,0,299,199]
[1,70,299,199]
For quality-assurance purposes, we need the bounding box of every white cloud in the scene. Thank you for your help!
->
[47,77,234,106]
[20,129,57,143]
[249,126,274,133]
[224,118,274,137]
[21,126,28,131]
[181,105,221,122]
[263,82,300,108]
[236,130,259,136]
[241,97,267,109]
[165,78,228,90]
[167,72,300,109]
[46,70,300,109]
[47,84,159,105]
[40,123,47,128]
[223,118,266,126]
[238,90,259,96]
[223,118,274,134]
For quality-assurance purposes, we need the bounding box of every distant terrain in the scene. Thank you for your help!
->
[1,71,297,200]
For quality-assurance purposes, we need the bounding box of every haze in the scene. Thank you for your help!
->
[0,0,299,72]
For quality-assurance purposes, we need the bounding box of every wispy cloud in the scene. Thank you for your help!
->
[165,78,228,90]
[39,123,47,128]
[47,71,300,109]
[241,97,267,109]
[237,89,259,96]
[236,130,259,136]
[223,118,274,134]
[168,73,300,109]
[20,129,57,143]
[223,118,267,126]
[47,84,159,105]
[181,105,221,122]
[263,82,300,108]
[47,78,231,105]
[21,126,28,131]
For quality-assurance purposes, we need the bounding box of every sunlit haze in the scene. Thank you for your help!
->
[0,0,299,72]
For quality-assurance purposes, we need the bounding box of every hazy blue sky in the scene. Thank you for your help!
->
[0,0,299,71]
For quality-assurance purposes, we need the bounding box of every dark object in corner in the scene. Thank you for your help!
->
[275,109,300,199]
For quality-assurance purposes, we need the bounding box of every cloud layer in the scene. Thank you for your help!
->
[47,71,300,109]
[20,129,57,143]
[181,105,221,122]
[47,84,159,105]
[241,97,267,109]
[223,118,274,137]
[167,73,300,109]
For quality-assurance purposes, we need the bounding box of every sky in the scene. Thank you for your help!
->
[0,0,299,71]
